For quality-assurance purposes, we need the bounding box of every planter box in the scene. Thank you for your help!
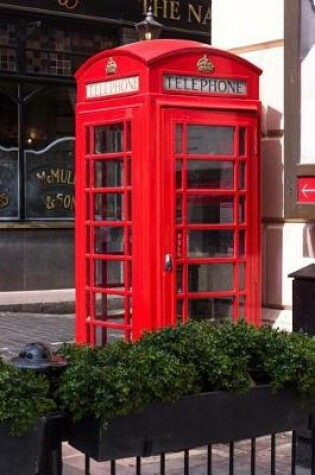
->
[0,418,45,475]
[68,385,315,462]
[0,412,68,475]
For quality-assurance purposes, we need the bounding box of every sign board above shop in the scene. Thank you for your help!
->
[0,0,211,38]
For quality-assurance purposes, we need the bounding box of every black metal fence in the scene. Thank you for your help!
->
[82,431,314,475]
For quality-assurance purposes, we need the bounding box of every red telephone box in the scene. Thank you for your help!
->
[75,39,262,344]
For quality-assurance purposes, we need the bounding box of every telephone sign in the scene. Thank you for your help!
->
[75,39,262,344]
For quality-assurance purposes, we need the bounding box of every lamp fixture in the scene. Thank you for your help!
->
[135,6,163,41]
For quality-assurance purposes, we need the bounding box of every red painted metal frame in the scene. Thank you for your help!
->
[75,40,262,344]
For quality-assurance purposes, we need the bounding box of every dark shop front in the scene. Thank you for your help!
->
[0,0,211,291]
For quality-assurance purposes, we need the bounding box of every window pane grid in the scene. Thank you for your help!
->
[85,121,132,343]
[175,122,249,323]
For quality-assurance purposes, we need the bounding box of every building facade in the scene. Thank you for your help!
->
[0,0,210,294]
[2,0,312,331]
[212,0,315,329]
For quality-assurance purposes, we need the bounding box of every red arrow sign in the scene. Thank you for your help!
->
[297,177,315,203]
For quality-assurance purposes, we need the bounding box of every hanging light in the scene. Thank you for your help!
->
[135,6,163,41]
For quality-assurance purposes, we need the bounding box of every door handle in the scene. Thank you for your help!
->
[164,253,173,272]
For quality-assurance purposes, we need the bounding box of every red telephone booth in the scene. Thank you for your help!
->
[75,39,262,344]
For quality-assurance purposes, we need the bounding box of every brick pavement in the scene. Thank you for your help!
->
[0,311,74,359]
[0,312,311,474]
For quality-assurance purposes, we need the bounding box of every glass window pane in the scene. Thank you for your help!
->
[127,191,132,221]
[176,124,183,153]
[25,87,74,151]
[239,230,245,257]
[94,193,123,221]
[94,226,124,254]
[239,127,246,156]
[187,126,234,155]
[239,263,245,291]
[125,262,132,291]
[94,293,125,321]
[187,161,233,189]
[25,138,75,220]
[177,265,183,293]
[188,263,234,292]
[176,230,183,259]
[94,124,123,154]
[126,122,131,152]
[188,196,234,224]
[176,160,182,189]
[188,297,233,320]
[0,147,18,219]
[0,21,17,72]
[94,160,123,188]
[176,300,183,323]
[188,230,234,257]
[95,260,124,288]
[126,159,132,186]
[239,296,246,320]
[239,196,245,223]
[239,162,245,190]
[176,196,182,223]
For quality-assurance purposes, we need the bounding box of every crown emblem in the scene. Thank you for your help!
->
[197,55,215,73]
[106,57,117,75]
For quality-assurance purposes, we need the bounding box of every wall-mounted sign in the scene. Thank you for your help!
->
[86,76,139,99]
[297,176,315,203]
[163,75,247,95]
[0,0,211,38]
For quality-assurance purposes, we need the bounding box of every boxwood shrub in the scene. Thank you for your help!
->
[57,321,315,426]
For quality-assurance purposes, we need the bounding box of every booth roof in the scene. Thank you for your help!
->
[75,39,262,78]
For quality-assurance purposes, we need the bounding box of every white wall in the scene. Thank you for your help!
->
[212,0,293,329]
[301,0,315,163]
[212,0,284,50]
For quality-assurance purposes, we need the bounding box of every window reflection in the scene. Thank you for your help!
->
[94,193,123,221]
[94,160,123,188]
[188,264,234,292]
[187,126,234,155]
[95,226,124,254]
[188,230,234,257]
[188,196,234,224]
[187,161,233,189]
[95,260,124,288]
[94,124,123,154]
[188,298,233,320]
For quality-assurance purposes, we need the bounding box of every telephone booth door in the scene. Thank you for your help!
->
[161,108,260,327]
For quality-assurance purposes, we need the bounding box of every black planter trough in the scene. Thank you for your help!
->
[0,418,45,475]
[68,385,315,462]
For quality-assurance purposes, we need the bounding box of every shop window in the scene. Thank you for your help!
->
[0,20,17,72]
[24,86,75,219]
[26,25,116,77]
[0,89,18,219]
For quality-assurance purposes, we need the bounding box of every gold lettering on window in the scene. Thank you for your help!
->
[57,0,80,11]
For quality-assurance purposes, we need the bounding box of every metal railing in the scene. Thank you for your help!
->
[83,431,314,475]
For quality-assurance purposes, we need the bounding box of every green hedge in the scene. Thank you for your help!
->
[57,321,315,426]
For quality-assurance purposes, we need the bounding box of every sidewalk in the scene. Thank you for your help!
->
[0,311,311,475]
